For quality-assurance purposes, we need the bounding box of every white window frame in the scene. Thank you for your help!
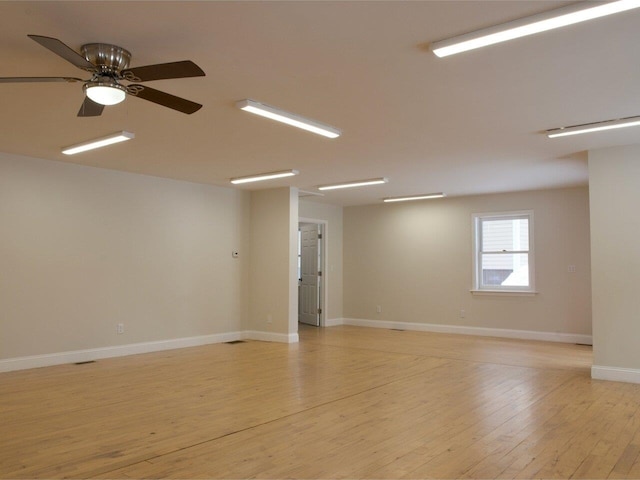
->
[471,210,536,295]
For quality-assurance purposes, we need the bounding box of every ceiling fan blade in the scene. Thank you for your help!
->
[77,97,104,117]
[28,35,96,72]
[0,76,83,83]
[128,84,202,114]
[121,61,205,82]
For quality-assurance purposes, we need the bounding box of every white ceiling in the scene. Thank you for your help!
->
[1,1,639,206]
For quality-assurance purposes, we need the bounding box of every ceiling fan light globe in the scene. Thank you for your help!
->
[85,84,126,106]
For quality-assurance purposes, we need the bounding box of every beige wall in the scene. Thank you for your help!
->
[343,187,592,337]
[0,152,250,360]
[248,187,298,339]
[589,145,640,372]
[0,150,595,368]
[299,200,344,321]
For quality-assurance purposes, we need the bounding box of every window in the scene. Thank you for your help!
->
[472,211,535,293]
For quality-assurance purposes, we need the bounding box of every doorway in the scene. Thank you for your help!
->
[298,220,326,327]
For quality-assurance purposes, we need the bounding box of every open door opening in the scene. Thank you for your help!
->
[298,222,324,327]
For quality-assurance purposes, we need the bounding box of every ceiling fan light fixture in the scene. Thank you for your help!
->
[430,0,640,57]
[62,131,134,155]
[236,99,341,139]
[84,81,127,106]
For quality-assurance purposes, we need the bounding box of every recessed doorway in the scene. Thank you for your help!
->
[298,219,326,327]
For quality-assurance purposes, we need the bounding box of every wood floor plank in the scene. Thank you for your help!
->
[572,385,640,478]
[1,325,639,479]
[610,424,640,479]
[492,376,609,479]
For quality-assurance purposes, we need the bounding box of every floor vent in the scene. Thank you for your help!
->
[74,360,96,365]
[225,340,246,344]
[390,329,405,332]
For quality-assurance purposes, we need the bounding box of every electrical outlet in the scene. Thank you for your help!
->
[117,323,124,334]
[568,265,576,273]
[460,309,466,318]
[267,314,273,324]
[376,305,382,313]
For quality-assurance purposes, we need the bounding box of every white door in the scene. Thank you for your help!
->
[298,224,320,326]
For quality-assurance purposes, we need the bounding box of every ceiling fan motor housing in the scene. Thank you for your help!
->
[80,43,131,105]
[81,43,131,74]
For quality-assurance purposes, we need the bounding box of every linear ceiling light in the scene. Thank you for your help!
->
[236,99,341,139]
[430,0,640,58]
[318,177,388,191]
[230,169,299,185]
[61,131,134,155]
[546,116,640,138]
[383,193,446,203]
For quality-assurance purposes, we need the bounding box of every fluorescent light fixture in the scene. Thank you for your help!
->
[236,99,341,139]
[318,177,388,191]
[230,169,299,185]
[431,0,640,57]
[383,193,446,203]
[62,131,134,155]
[546,116,640,138]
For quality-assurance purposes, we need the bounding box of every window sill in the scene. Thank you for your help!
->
[470,289,538,297]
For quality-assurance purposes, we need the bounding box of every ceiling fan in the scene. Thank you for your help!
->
[0,35,205,116]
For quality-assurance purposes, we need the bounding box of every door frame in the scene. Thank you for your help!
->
[298,217,328,327]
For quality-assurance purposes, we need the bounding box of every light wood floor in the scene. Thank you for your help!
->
[2,325,639,479]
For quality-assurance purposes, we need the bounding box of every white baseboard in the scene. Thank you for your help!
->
[242,330,299,344]
[0,318,590,374]
[0,330,299,373]
[339,318,592,345]
[592,365,640,384]
[324,317,345,327]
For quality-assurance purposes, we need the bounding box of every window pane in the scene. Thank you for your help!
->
[482,218,529,252]
[481,253,529,287]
